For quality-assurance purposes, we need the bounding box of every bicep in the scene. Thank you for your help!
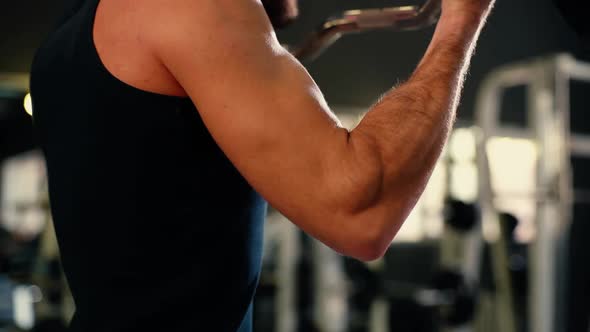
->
[146,0,354,230]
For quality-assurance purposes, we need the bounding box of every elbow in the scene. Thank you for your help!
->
[334,195,414,262]
[338,211,397,262]
[349,242,389,263]
[348,226,391,262]
[333,174,421,262]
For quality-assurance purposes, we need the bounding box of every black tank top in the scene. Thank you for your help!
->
[30,1,267,331]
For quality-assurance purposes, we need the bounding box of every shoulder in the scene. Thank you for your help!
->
[137,0,286,82]
[138,0,274,45]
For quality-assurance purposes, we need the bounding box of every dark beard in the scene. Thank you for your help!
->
[261,0,298,29]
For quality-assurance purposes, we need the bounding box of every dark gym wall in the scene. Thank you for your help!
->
[0,0,68,73]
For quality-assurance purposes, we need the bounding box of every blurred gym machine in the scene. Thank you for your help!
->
[475,53,590,332]
[0,73,72,332]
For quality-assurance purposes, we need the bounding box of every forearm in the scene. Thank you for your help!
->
[343,8,492,249]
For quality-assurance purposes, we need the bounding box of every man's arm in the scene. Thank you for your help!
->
[348,2,494,258]
[144,0,493,261]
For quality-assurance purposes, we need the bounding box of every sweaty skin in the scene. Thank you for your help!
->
[93,0,494,261]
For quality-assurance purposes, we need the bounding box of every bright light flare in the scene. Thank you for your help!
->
[23,93,33,116]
